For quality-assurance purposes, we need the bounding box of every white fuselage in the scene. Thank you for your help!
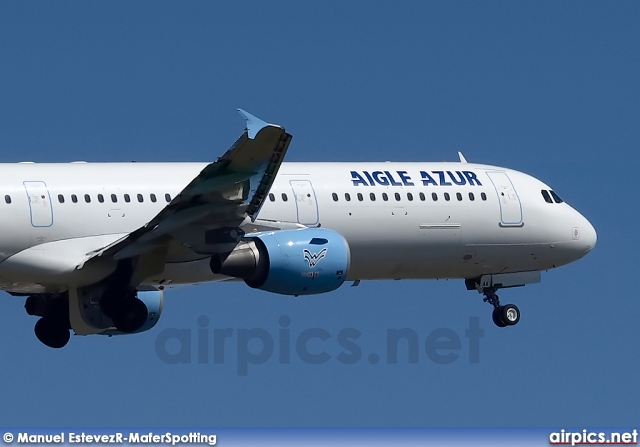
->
[0,161,596,293]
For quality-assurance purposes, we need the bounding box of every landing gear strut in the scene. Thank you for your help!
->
[482,287,520,328]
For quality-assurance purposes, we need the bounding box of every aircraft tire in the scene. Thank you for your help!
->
[34,317,70,348]
[492,307,507,328]
[501,304,520,326]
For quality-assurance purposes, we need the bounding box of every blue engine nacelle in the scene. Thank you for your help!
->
[102,290,164,335]
[134,290,164,333]
[211,228,350,296]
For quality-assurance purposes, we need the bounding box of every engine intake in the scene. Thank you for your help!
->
[101,289,164,336]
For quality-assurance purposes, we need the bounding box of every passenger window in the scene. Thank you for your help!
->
[71,194,78,203]
[419,192,425,201]
[332,193,338,202]
[469,192,475,201]
[369,192,376,201]
[111,194,117,203]
[137,194,143,203]
[58,194,65,204]
[165,193,171,203]
[357,193,363,201]
[4,195,11,204]
[432,193,438,201]
[394,192,401,201]
[444,192,450,201]
[84,194,91,203]
[98,194,104,203]
[124,194,131,203]
[481,192,487,201]
[382,192,388,201]
[281,193,288,202]
[550,190,564,204]
[345,193,351,201]
[541,190,553,204]
[269,193,275,202]
[407,192,413,201]
[150,194,157,203]
[456,192,462,201]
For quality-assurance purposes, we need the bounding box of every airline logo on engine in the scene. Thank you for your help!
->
[303,248,327,268]
[350,170,483,187]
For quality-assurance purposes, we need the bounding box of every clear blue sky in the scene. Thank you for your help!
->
[0,1,637,427]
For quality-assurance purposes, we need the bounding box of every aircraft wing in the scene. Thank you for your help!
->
[82,109,292,265]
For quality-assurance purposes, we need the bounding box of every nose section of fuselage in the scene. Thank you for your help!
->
[546,206,597,268]
[569,210,597,259]
[581,216,597,253]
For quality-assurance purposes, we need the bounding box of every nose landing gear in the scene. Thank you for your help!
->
[483,287,520,328]
[465,272,539,328]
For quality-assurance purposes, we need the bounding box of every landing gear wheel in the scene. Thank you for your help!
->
[112,297,148,333]
[480,286,520,328]
[34,317,70,348]
[25,295,48,317]
[501,304,520,326]
[492,307,507,327]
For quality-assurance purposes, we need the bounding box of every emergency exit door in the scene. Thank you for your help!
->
[24,181,53,227]
[289,180,319,226]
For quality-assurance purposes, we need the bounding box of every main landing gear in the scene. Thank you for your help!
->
[482,287,520,328]
[25,294,71,348]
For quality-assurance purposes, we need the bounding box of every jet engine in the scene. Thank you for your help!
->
[210,228,350,296]
[102,289,164,335]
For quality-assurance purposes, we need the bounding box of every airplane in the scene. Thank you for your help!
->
[0,110,596,348]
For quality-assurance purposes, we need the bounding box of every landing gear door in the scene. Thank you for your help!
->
[289,180,319,226]
[486,172,523,227]
[23,181,53,227]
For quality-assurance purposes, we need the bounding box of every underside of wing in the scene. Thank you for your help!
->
[84,109,292,265]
